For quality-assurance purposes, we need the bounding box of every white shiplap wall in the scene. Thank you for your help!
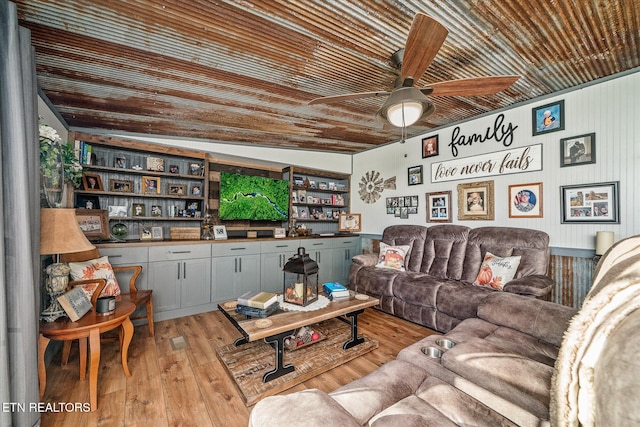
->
[352,70,640,250]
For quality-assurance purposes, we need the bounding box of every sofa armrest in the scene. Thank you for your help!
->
[352,253,378,267]
[503,274,554,298]
[248,389,360,427]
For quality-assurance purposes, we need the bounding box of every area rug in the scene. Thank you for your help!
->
[216,317,378,406]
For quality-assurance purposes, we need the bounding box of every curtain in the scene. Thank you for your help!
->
[0,1,41,426]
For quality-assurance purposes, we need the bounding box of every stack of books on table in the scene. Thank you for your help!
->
[323,282,350,299]
[235,291,279,318]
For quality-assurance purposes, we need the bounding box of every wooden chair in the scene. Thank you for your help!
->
[60,248,154,364]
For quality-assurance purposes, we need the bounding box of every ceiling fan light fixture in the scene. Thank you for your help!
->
[377,87,435,127]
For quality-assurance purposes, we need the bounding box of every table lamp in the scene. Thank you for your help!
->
[595,231,615,256]
[40,208,96,322]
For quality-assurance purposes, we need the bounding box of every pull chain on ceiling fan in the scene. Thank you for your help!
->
[309,13,519,128]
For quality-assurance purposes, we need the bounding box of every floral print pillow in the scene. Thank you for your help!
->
[69,256,121,298]
[473,252,521,290]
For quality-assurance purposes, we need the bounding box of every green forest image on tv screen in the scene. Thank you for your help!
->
[219,172,289,220]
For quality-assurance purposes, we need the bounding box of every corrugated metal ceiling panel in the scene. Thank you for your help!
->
[15,0,640,153]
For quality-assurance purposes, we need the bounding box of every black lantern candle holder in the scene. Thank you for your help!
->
[283,247,319,306]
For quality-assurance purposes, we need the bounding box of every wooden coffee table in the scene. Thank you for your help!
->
[218,294,379,383]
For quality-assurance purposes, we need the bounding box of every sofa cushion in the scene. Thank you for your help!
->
[376,242,410,271]
[472,251,521,290]
[441,337,554,420]
[461,227,550,283]
[418,224,470,280]
[330,360,428,425]
[478,292,577,347]
[393,273,449,308]
[248,389,360,427]
[435,281,493,320]
[354,266,399,297]
[381,225,427,272]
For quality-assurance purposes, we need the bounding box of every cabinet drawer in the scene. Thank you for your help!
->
[301,238,334,250]
[211,241,261,257]
[260,240,300,254]
[332,237,360,249]
[99,246,149,264]
[149,244,211,262]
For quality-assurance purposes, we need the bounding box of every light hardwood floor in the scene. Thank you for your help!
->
[40,308,436,426]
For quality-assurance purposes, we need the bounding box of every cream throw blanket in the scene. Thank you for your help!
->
[551,236,640,426]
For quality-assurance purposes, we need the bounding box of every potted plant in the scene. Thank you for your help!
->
[39,119,83,207]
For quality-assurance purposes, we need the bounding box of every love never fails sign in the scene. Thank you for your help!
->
[430,144,543,183]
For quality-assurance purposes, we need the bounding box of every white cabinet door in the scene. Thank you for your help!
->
[211,256,238,303]
[181,257,212,308]
[237,254,261,296]
[260,252,287,293]
[332,237,360,285]
[148,261,181,312]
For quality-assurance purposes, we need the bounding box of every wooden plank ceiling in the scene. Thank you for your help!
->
[15,0,640,154]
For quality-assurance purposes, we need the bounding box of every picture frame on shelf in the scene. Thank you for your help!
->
[509,182,543,218]
[150,205,162,217]
[190,184,202,196]
[408,165,423,185]
[560,133,596,167]
[185,199,202,217]
[532,100,564,135]
[140,227,153,240]
[169,165,179,174]
[274,227,286,238]
[75,194,100,210]
[560,181,619,223]
[75,209,109,241]
[142,176,161,194]
[109,179,133,193]
[82,173,103,191]
[213,225,228,240]
[457,180,494,220]
[422,135,439,158]
[188,162,203,176]
[132,203,145,217]
[167,183,186,195]
[108,205,128,218]
[426,191,452,223]
[338,213,361,232]
[146,156,165,172]
[114,155,127,169]
[151,226,164,240]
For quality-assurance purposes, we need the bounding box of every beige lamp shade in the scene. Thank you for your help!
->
[40,208,96,255]
[595,231,615,256]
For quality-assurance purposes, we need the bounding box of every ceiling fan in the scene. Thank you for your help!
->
[309,13,519,128]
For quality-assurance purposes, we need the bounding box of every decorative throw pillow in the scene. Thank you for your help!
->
[68,256,121,298]
[375,242,411,271]
[473,252,521,291]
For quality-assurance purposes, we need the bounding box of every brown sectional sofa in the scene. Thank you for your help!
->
[349,224,554,332]
[249,235,640,427]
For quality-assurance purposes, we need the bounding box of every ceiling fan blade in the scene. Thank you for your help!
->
[309,91,391,105]
[401,13,449,84]
[423,76,520,97]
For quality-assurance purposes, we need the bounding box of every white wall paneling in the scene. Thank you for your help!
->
[351,71,640,251]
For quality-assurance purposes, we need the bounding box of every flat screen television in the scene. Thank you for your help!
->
[219,172,289,221]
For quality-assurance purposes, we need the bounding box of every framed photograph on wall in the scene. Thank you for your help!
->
[75,209,109,241]
[422,135,439,158]
[338,213,361,232]
[560,181,619,223]
[560,133,596,167]
[509,182,543,218]
[457,180,494,220]
[408,165,423,186]
[426,191,452,223]
[532,100,565,135]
